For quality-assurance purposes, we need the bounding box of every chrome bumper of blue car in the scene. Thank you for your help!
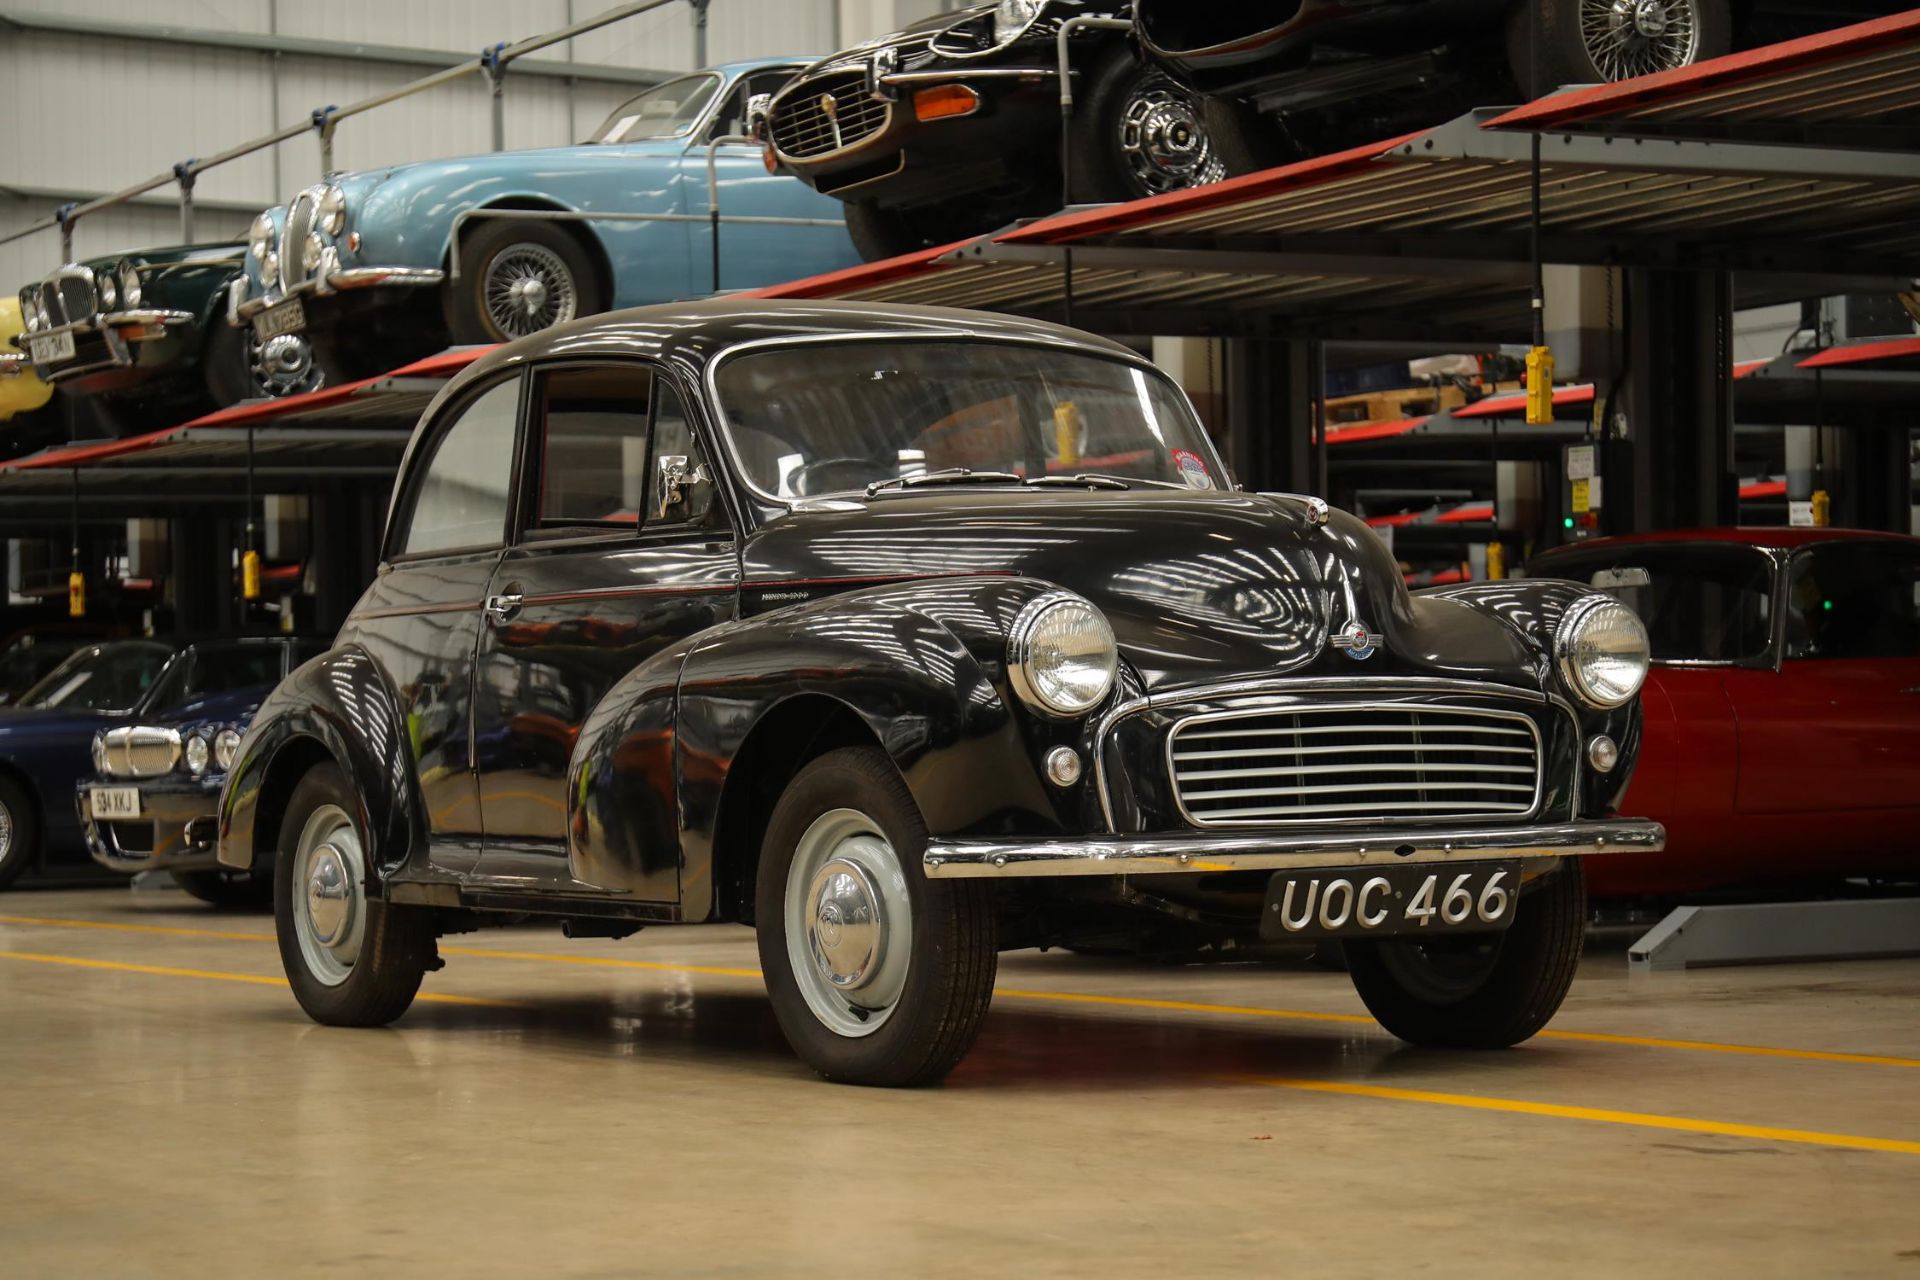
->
[922,818,1666,879]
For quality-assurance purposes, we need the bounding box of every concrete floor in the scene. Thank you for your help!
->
[1,886,1917,1279]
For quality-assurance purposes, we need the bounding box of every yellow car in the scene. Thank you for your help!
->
[0,297,55,420]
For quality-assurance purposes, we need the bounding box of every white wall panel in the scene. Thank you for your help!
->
[0,0,269,32]
[567,3,698,72]
[707,2,837,63]
[274,0,573,52]
[0,197,189,286]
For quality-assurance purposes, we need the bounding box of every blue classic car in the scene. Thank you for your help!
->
[230,59,857,379]
[0,639,177,889]
[79,636,322,905]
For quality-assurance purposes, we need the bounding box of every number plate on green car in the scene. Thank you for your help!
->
[1259,861,1522,940]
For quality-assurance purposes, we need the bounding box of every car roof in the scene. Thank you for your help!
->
[1533,527,1920,557]
[450,298,1148,386]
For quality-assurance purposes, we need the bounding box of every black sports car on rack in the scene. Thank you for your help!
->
[218,298,1662,1086]
[763,2,1234,260]
[1132,0,1904,166]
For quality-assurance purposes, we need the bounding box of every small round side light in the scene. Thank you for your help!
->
[1587,735,1619,774]
[1043,746,1083,788]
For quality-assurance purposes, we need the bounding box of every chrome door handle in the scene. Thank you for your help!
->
[484,592,523,625]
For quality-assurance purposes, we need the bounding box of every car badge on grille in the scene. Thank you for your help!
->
[1330,621,1383,661]
[818,93,844,149]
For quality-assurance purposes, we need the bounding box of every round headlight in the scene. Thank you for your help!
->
[118,260,142,308]
[92,731,109,775]
[1007,593,1117,718]
[213,728,242,772]
[248,211,276,259]
[96,271,117,309]
[19,288,40,331]
[992,0,1043,45]
[317,185,347,236]
[260,250,280,287]
[184,733,211,776]
[1556,594,1649,709]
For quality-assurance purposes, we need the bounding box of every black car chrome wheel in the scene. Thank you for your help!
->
[1114,74,1226,197]
[273,761,435,1026]
[246,331,325,398]
[1579,0,1701,78]
[1343,861,1587,1049]
[755,747,996,1086]
[1513,0,1730,96]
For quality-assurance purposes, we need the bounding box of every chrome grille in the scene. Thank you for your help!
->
[1169,704,1542,827]
[100,725,181,778]
[770,71,891,159]
[53,274,96,324]
[282,191,316,285]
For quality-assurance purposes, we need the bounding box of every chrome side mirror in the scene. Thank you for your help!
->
[655,454,712,522]
[745,92,773,142]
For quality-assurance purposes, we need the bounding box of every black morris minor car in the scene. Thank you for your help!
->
[217,299,1662,1086]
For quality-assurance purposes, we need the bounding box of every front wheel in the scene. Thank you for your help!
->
[204,320,328,407]
[273,762,436,1026]
[1343,861,1586,1048]
[1510,0,1732,96]
[443,218,606,345]
[0,774,38,891]
[1069,46,1229,203]
[755,747,997,1086]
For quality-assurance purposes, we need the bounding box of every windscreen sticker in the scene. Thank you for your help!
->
[1171,448,1214,490]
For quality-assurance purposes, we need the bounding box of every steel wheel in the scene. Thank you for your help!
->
[0,795,13,862]
[1578,0,1700,80]
[482,242,578,338]
[247,331,324,398]
[290,802,366,988]
[1375,935,1508,1005]
[782,806,915,1038]
[1116,75,1226,197]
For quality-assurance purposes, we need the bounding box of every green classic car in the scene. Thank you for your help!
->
[14,243,326,436]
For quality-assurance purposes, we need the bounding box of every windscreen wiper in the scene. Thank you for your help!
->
[865,467,1024,496]
[1023,474,1131,490]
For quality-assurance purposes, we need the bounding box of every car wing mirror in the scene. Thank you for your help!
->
[655,454,713,523]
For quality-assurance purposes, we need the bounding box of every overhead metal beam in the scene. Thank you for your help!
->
[0,10,675,87]
[951,240,1535,285]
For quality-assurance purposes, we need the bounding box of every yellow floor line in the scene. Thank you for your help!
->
[6,912,1918,1069]
[1248,1076,1920,1156]
[0,949,517,1008]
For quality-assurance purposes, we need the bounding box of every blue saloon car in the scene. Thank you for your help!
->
[0,639,177,889]
[230,58,857,379]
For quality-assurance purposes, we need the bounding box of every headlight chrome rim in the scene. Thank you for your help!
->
[1006,591,1118,719]
[1555,594,1650,709]
[96,269,117,310]
[117,259,142,309]
[213,728,242,772]
[248,211,276,261]
[317,185,347,237]
[184,733,211,777]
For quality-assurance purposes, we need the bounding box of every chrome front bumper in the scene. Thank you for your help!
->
[230,265,444,322]
[17,309,195,376]
[922,817,1665,879]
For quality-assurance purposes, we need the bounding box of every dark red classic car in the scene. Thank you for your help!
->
[1528,528,1920,898]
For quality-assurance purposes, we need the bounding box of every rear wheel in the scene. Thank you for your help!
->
[443,218,607,345]
[170,868,273,908]
[273,762,435,1026]
[1511,0,1732,96]
[755,747,997,1086]
[1343,861,1586,1048]
[0,774,38,891]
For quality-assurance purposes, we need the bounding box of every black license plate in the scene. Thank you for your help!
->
[1259,860,1522,940]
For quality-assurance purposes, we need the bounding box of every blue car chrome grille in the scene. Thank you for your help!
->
[1169,705,1543,827]
[770,71,890,159]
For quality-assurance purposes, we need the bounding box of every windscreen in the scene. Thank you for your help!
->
[18,642,175,712]
[712,339,1228,499]
[589,73,723,143]
[143,643,286,712]
[1534,543,1774,662]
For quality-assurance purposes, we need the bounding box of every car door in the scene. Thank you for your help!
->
[679,66,857,293]
[1731,541,1920,816]
[469,360,738,895]
[343,372,523,874]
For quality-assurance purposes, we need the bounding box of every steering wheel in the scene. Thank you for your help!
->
[788,457,880,497]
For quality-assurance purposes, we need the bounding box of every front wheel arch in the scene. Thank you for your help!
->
[441,202,614,337]
[712,695,886,925]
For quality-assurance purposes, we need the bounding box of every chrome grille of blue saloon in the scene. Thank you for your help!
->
[1169,705,1544,826]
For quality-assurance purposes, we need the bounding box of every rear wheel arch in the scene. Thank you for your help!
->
[711,695,887,925]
